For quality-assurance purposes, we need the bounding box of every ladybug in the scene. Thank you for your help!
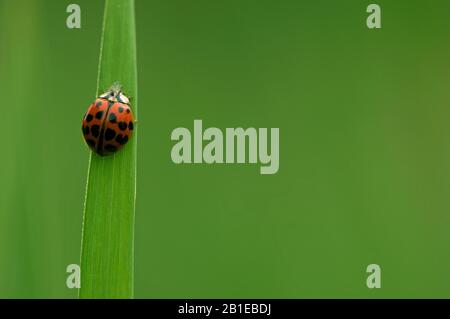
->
[82,83,134,156]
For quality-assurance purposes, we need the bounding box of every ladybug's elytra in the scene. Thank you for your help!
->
[82,83,135,156]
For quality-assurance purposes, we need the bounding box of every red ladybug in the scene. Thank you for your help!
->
[82,83,134,156]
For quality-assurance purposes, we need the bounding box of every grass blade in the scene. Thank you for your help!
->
[79,0,137,298]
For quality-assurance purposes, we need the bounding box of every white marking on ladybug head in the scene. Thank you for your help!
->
[118,93,130,104]
[99,91,118,102]
[98,83,129,104]
[99,91,110,99]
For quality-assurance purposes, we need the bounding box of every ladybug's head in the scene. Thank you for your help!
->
[99,82,130,104]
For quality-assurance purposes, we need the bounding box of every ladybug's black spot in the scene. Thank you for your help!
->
[109,113,117,123]
[86,139,96,147]
[95,110,104,119]
[83,126,90,135]
[115,134,129,145]
[96,101,103,107]
[91,124,100,138]
[118,121,127,131]
[118,106,124,113]
[128,121,134,130]
[86,114,93,123]
[105,128,116,141]
[105,144,117,152]
[126,109,130,114]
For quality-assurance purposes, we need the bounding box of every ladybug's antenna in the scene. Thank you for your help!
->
[110,82,122,94]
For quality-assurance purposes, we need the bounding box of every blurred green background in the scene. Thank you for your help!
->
[1,0,450,298]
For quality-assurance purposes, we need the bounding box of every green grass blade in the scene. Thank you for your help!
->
[79,0,137,299]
